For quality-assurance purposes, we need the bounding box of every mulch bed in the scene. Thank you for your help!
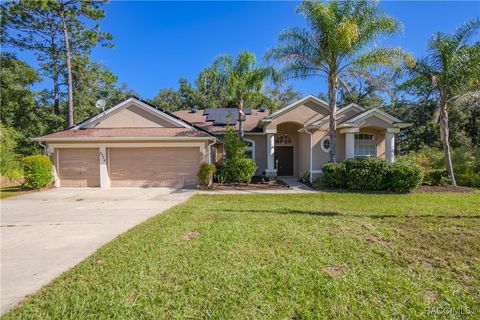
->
[415,185,474,193]
[210,178,290,190]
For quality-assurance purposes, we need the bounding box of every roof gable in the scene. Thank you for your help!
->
[73,97,193,130]
[263,95,330,122]
[311,103,366,127]
[343,108,403,125]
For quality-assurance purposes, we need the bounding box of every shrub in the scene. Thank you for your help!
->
[22,155,52,189]
[399,146,480,187]
[388,162,423,193]
[427,169,450,186]
[197,163,216,187]
[321,158,423,193]
[322,162,346,188]
[344,158,390,191]
[0,125,23,181]
[218,158,257,183]
[456,173,480,188]
[217,126,257,183]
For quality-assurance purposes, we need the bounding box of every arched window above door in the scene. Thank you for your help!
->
[275,133,292,145]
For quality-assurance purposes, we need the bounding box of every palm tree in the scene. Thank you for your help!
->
[217,52,276,138]
[405,18,480,185]
[267,0,413,162]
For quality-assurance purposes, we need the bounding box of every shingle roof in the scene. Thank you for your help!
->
[173,109,267,134]
[35,127,212,140]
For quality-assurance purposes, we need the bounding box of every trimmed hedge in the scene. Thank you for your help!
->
[322,162,346,188]
[22,155,52,189]
[218,157,257,183]
[344,158,390,191]
[322,158,423,193]
[388,162,423,193]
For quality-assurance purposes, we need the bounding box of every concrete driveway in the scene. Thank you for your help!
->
[0,187,195,314]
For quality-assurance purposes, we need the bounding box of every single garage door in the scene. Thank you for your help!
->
[108,147,201,187]
[57,148,100,187]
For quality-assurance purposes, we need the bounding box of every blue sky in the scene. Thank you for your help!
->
[11,1,480,100]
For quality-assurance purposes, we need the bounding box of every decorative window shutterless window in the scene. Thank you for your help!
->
[354,134,376,158]
[275,133,292,145]
[320,136,330,152]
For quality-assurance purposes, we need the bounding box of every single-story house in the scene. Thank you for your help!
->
[34,95,411,188]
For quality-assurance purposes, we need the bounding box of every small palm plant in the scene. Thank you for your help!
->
[267,0,413,162]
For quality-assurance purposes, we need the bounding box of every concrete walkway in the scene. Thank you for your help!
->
[0,187,194,314]
[198,177,315,194]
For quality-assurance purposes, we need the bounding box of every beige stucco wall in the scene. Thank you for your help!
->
[91,104,181,128]
[356,115,392,129]
[297,131,310,177]
[244,134,267,175]
[266,100,329,129]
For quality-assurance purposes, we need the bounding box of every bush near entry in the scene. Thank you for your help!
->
[22,155,52,189]
[217,127,257,183]
[322,158,423,193]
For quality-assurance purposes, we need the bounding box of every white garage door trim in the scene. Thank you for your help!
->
[108,147,202,187]
[49,142,206,188]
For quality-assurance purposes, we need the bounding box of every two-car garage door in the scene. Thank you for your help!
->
[56,147,201,187]
[108,147,201,187]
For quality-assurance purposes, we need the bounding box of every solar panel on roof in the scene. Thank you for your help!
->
[201,107,251,126]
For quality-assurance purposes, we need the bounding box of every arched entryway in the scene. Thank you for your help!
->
[274,122,302,177]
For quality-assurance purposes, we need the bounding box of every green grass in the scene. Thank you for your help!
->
[4,192,480,319]
[0,185,23,199]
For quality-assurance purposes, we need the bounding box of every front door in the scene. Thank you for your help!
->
[275,146,293,176]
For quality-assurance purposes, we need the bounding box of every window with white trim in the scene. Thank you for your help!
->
[354,144,377,158]
[354,133,377,158]
[244,139,255,160]
[275,133,292,145]
[320,136,330,152]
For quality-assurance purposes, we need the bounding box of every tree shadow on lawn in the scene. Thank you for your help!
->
[216,208,480,220]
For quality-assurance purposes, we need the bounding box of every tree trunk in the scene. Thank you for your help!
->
[439,97,456,185]
[60,12,74,128]
[238,98,244,139]
[327,72,338,162]
[53,68,60,115]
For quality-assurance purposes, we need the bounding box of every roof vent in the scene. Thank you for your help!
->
[190,108,197,113]
[259,107,266,112]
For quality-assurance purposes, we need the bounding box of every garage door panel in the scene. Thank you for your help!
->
[58,148,100,187]
[108,147,201,187]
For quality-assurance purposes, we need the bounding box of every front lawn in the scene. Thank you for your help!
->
[5,192,480,319]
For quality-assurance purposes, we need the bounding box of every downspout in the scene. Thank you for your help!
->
[34,139,48,155]
[207,140,216,165]
[38,141,47,155]
[305,130,313,182]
